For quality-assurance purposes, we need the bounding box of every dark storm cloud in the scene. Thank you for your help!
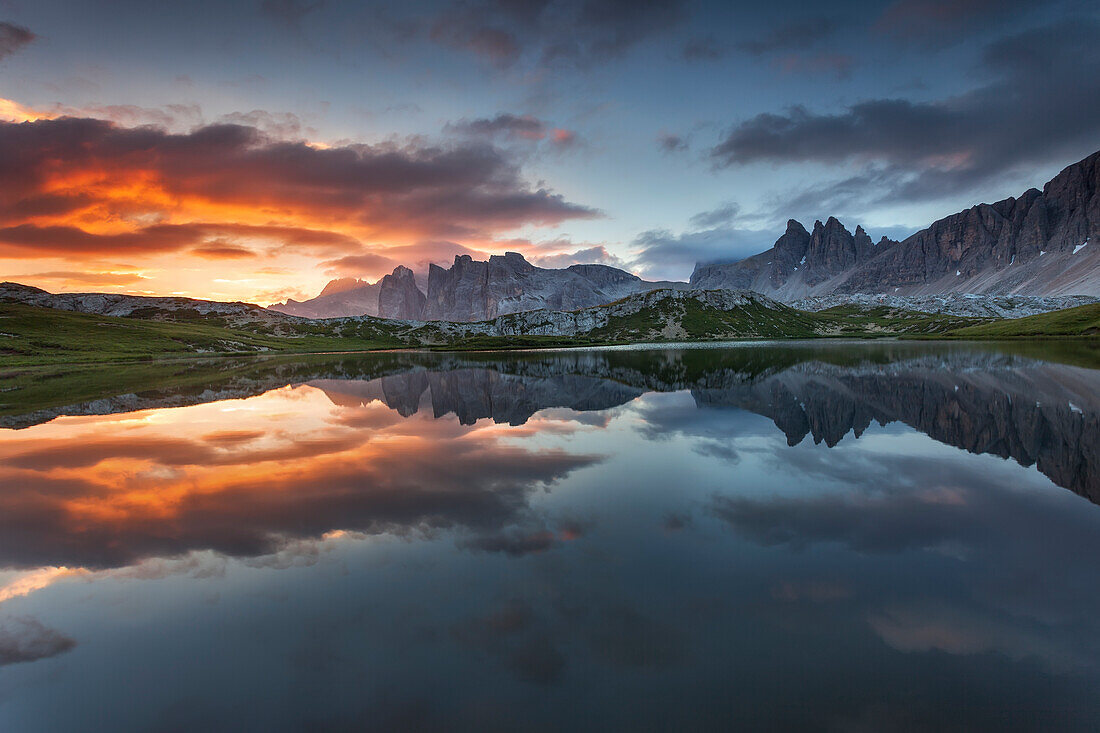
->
[0,21,35,61]
[428,0,687,69]
[0,617,76,667]
[711,18,1100,204]
[0,116,596,257]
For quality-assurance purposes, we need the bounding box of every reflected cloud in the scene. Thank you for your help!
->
[0,616,75,667]
[0,386,600,571]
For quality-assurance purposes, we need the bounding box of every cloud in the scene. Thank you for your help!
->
[260,0,324,30]
[0,617,76,667]
[0,22,35,61]
[737,15,840,55]
[216,109,309,140]
[447,113,548,141]
[873,0,1034,46]
[321,241,489,279]
[23,270,149,286]
[0,116,597,260]
[681,35,726,61]
[428,0,687,70]
[689,202,740,229]
[629,221,775,280]
[460,529,558,556]
[656,132,688,154]
[320,252,399,278]
[446,114,580,152]
[527,245,625,270]
[772,52,855,79]
[710,18,1100,204]
[191,244,258,259]
[0,403,601,569]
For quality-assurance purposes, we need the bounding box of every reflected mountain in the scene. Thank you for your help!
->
[4,343,1100,503]
[306,350,1099,502]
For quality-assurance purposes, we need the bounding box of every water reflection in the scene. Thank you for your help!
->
[0,342,1099,731]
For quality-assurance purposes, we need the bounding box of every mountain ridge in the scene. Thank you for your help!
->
[693,149,1100,298]
[273,252,687,321]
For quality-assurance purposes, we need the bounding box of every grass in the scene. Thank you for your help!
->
[937,303,1100,339]
[3,295,1098,371]
[0,302,403,367]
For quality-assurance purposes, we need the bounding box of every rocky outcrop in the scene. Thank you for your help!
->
[409,287,791,341]
[692,149,1100,298]
[378,266,426,320]
[790,292,1100,318]
[0,282,291,327]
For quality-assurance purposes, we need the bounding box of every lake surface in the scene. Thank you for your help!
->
[1,341,1099,731]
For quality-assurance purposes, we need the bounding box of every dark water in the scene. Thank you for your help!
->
[1,341,1099,731]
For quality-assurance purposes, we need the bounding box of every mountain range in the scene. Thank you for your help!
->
[273,148,1100,321]
[693,150,1100,298]
[272,252,685,321]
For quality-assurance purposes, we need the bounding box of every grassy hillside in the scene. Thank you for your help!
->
[0,302,404,366]
[939,303,1100,339]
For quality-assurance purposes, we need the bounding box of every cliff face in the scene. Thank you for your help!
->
[692,149,1100,298]
[378,266,426,320]
[274,253,680,322]
[691,218,882,298]
[423,252,681,321]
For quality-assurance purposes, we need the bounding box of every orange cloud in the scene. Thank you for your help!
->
[0,111,598,301]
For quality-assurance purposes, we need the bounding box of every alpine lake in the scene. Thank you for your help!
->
[1,339,1099,732]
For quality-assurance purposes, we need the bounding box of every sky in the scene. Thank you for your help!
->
[0,0,1098,304]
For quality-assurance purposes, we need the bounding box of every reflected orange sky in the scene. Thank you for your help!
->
[0,383,601,600]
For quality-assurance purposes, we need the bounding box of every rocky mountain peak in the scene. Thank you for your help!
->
[378,265,426,320]
[488,251,536,274]
[568,264,641,287]
[318,277,369,298]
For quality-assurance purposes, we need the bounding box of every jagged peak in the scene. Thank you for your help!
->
[785,219,809,235]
